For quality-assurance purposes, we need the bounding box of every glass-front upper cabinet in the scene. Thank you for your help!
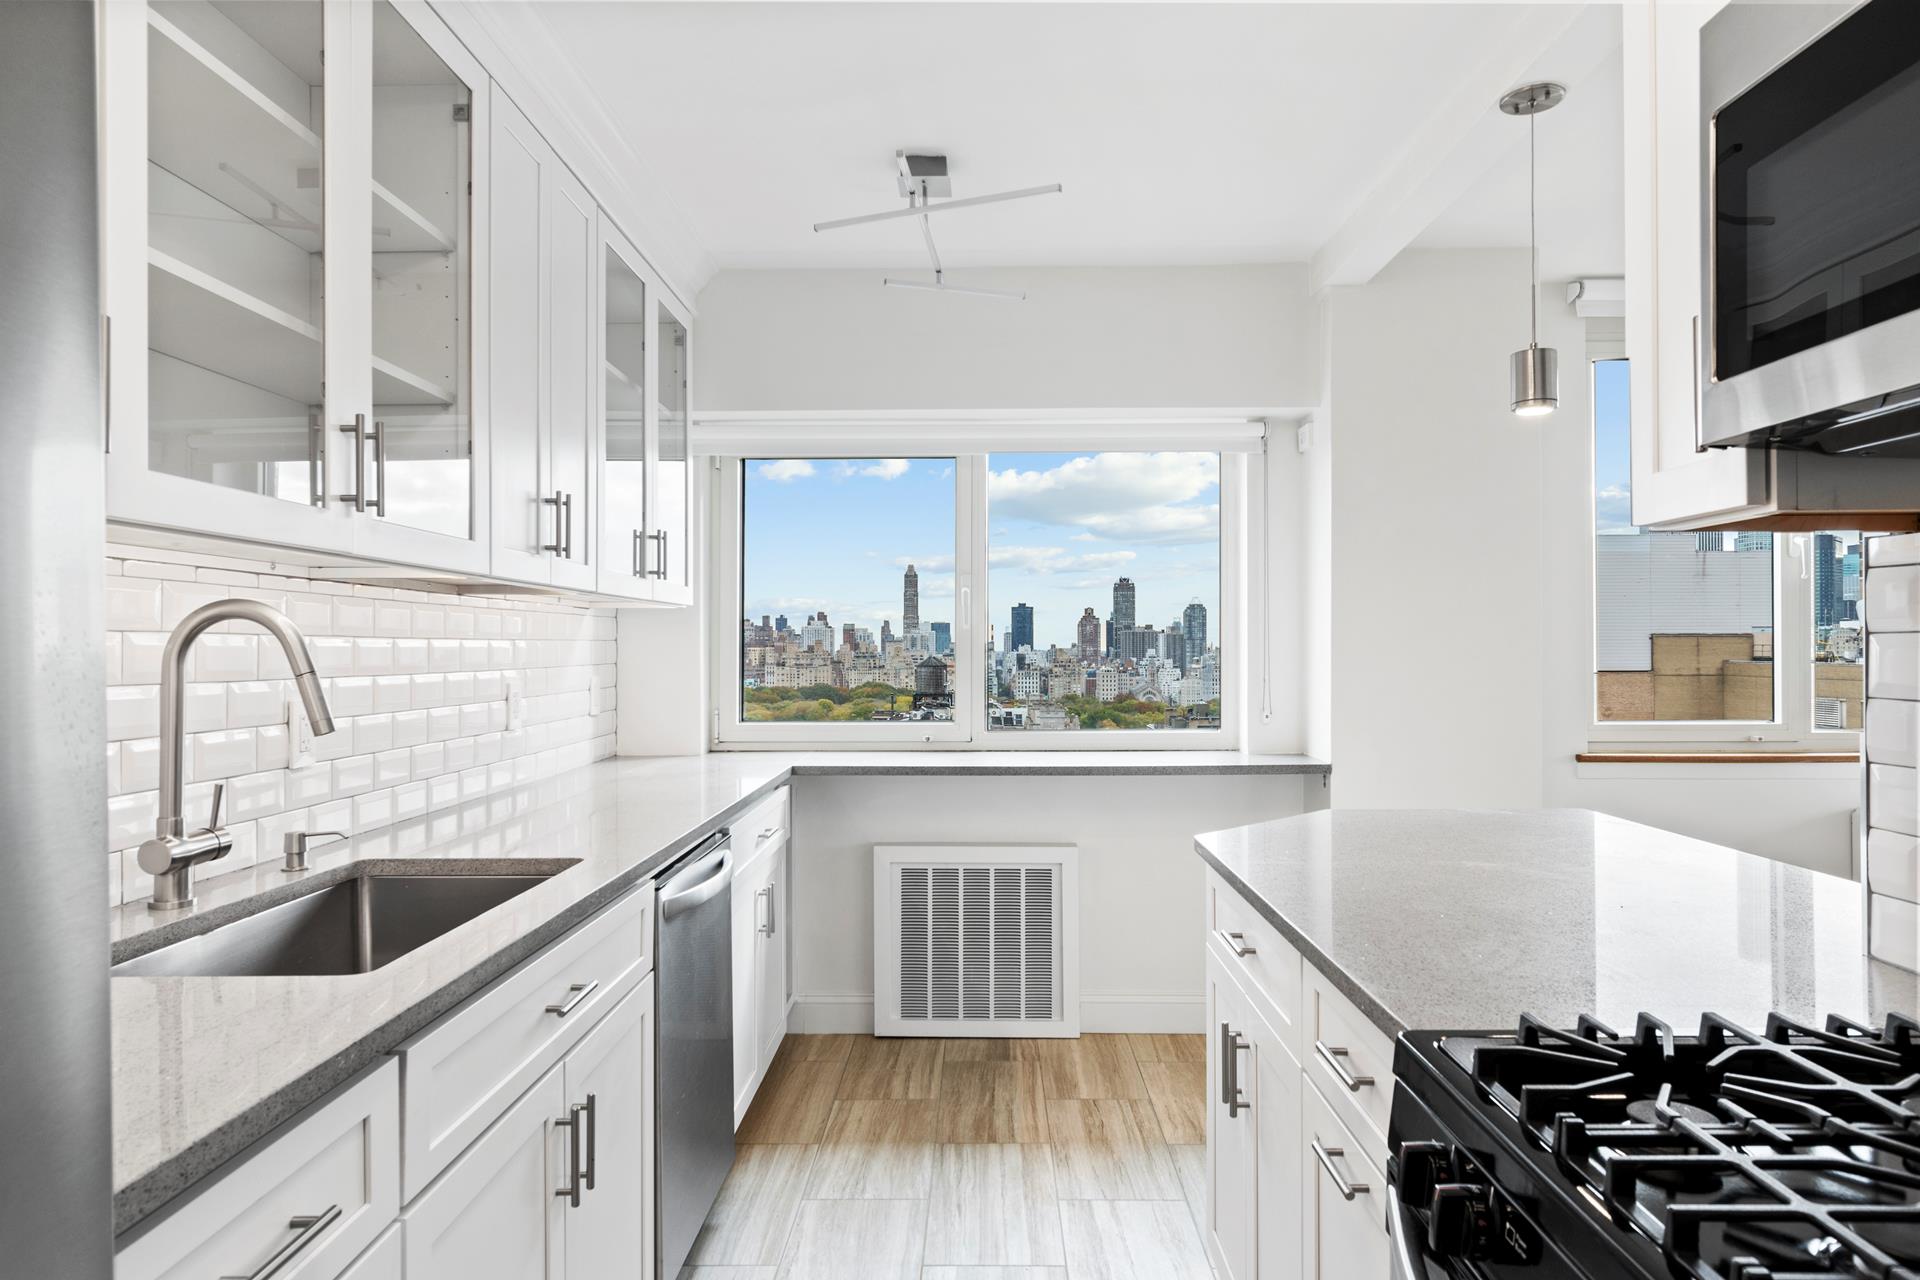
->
[652,293,694,604]
[104,0,487,571]
[599,219,651,597]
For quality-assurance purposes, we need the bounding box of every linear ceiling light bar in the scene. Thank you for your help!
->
[813,183,1063,233]
[881,277,1027,301]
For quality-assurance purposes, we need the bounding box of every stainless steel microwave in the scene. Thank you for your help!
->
[1700,0,1920,456]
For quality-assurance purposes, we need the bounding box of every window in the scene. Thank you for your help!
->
[738,458,956,726]
[714,434,1248,748]
[984,452,1221,732]
[1589,356,1860,745]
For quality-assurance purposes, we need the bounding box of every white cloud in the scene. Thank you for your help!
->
[988,545,1138,575]
[1595,484,1637,534]
[988,452,1220,545]
[831,458,911,481]
[757,459,816,482]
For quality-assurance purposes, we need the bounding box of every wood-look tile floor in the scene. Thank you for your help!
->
[681,1033,1213,1280]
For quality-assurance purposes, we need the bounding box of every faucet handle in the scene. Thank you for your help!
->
[204,782,225,833]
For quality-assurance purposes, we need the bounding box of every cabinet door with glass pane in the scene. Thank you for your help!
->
[597,215,652,599]
[104,0,354,552]
[649,290,695,605]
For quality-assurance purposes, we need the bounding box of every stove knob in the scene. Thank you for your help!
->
[1428,1183,1495,1258]
[1393,1141,1453,1207]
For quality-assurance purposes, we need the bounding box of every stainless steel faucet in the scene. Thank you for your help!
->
[137,600,336,910]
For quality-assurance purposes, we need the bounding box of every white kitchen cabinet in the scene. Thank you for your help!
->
[1300,1080,1388,1280]
[730,843,767,1124]
[402,1059,567,1280]
[486,88,597,588]
[116,1061,399,1280]
[731,790,793,1125]
[597,215,654,598]
[562,980,656,1280]
[1204,941,1303,1280]
[335,1224,402,1280]
[648,291,696,605]
[102,0,490,573]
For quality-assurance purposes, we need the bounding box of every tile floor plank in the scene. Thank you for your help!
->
[1044,1099,1185,1200]
[777,1199,926,1280]
[688,1144,818,1267]
[1020,1036,1147,1100]
[739,1059,847,1144]
[935,1062,1048,1144]
[1058,1200,1214,1280]
[839,1037,945,1099]
[1123,1034,1205,1064]
[1137,1061,1207,1145]
[921,1269,1067,1279]
[679,1269,777,1280]
[923,1144,1065,1266]
[1169,1144,1207,1236]
[940,1040,1023,1063]
[804,1100,938,1199]
[780,1034,857,1064]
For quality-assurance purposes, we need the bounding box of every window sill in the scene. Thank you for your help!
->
[1575,751,1860,765]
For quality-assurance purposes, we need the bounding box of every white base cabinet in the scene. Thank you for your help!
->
[561,983,656,1280]
[731,788,793,1126]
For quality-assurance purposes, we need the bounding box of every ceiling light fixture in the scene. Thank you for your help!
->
[1500,81,1566,418]
[814,151,1061,301]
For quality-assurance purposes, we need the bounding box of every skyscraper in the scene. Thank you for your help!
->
[931,621,951,655]
[1183,600,1207,665]
[1111,578,1136,656]
[903,564,920,634]
[1010,602,1034,652]
[1814,533,1843,630]
[1076,608,1102,662]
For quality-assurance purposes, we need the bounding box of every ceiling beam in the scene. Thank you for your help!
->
[1307,2,1619,296]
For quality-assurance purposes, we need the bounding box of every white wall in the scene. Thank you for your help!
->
[788,772,1318,1033]
[103,544,617,905]
[695,265,1320,411]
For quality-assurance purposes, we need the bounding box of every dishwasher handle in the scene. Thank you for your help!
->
[659,837,731,920]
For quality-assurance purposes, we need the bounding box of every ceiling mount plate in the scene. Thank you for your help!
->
[896,151,952,198]
[1499,81,1567,116]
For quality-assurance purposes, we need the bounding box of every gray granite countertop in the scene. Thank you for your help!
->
[112,748,1326,1236]
[1196,808,1919,1039]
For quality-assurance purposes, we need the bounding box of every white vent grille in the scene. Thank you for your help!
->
[876,845,1077,1037]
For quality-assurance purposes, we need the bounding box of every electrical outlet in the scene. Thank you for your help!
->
[505,674,524,731]
[288,697,315,768]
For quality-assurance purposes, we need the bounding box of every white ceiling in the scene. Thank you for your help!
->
[526,1,1625,281]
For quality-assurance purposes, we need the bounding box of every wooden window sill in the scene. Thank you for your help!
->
[1575,751,1860,765]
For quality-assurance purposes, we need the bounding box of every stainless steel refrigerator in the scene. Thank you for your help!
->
[0,2,113,1274]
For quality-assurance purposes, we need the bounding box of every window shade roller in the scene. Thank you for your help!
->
[689,413,1279,457]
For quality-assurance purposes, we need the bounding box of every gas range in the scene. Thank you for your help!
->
[1388,1012,1920,1280]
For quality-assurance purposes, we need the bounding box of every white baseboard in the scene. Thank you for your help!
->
[790,991,1203,1036]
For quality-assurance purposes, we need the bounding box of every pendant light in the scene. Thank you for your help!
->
[1500,82,1566,417]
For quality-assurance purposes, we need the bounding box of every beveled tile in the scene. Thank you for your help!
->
[780,1034,856,1064]
[776,1199,926,1280]
[1045,1100,1184,1200]
[1123,1034,1205,1064]
[1137,1061,1206,1145]
[1020,1036,1147,1100]
[688,1144,817,1267]
[839,1037,945,1099]
[921,1270,1067,1279]
[924,1144,1064,1266]
[738,1059,846,1144]
[935,1062,1047,1143]
[1058,1200,1213,1280]
[804,1100,938,1199]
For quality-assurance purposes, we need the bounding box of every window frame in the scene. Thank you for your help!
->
[1584,338,1860,751]
[707,445,1246,751]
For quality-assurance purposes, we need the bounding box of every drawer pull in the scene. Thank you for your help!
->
[220,1204,341,1279]
[1314,1039,1375,1092]
[544,980,599,1018]
[583,1092,598,1191]
[1213,928,1256,957]
[1311,1140,1370,1201]
[1218,1022,1251,1117]
[555,1100,588,1207]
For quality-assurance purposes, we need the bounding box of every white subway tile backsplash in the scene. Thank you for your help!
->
[1871,763,1920,838]
[1869,532,1920,567]
[1867,565,1920,634]
[1870,828,1920,902]
[101,549,615,905]
[1869,894,1920,971]
[1869,698,1920,769]
[1871,632,1920,702]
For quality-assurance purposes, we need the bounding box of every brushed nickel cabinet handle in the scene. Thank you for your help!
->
[1218,1022,1251,1117]
[563,491,574,559]
[632,528,645,577]
[371,418,387,516]
[1314,1039,1375,1092]
[650,529,668,579]
[541,490,565,553]
[544,980,598,1017]
[1312,1140,1369,1201]
[336,415,367,511]
[555,1101,587,1207]
[219,1204,341,1279]
[583,1092,598,1191]
[1213,928,1255,957]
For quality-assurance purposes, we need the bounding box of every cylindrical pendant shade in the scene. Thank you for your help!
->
[1510,343,1559,417]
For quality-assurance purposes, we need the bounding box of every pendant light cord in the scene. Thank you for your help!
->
[1528,107,1539,346]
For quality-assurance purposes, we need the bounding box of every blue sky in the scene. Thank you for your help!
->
[1594,357,1636,534]
[741,452,1221,650]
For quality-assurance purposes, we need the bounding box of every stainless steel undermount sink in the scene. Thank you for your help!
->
[111,869,568,978]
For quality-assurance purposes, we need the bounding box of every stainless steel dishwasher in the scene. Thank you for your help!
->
[655,829,734,1279]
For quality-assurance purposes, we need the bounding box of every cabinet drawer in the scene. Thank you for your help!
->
[116,1061,399,1280]
[336,1224,402,1280]
[1205,869,1302,1063]
[1301,1077,1387,1280]
[398,884,651,1202]
[735,786,791,873]
[1302,964,1395,1158]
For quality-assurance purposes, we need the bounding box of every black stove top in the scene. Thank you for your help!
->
[1391,1012,1920,1280]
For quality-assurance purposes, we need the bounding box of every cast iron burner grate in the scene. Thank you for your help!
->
[1449,1011,1920,1279]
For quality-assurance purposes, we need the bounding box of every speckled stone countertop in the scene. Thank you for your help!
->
[1195,808,1920,1039]
[112,748,1327,1236]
